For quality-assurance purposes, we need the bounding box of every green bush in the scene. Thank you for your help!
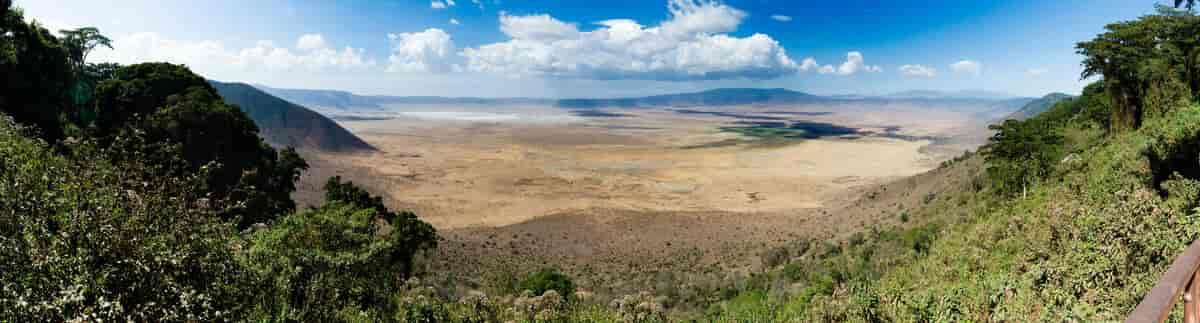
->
[0,117,257,321]
[245,178,438,321]
[520,269,576,299]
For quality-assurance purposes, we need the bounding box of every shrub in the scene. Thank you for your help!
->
[520,269,576,300]
[245,179,438,321]
[0,117,257,321]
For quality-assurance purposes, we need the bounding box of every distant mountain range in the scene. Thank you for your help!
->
[884,89,1019,100]
[555,88,825,108]
[258,86,1038,111]
[211,81,375,152]
[1003,93,1075,121]
[254,84,552,110]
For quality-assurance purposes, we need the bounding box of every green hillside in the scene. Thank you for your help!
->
[1004,92,1075,120]
[210,81,374,152]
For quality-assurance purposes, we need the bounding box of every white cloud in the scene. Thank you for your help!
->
[296,34,326,51]
[498,13,579,41]
[431,1,447,9]
[450,18,460,25]
[832,51,880,75]
[90,32,375,73]
[386,28,456,73]
[799,57,819,71]
[446,0,456,5]
[1025,67,1048,76]
[801,51,880,76]
[471,0,484,9]
[950,60,982,76]
[460,0,800,81]
[770,15,792,22]
[898,64,936,77]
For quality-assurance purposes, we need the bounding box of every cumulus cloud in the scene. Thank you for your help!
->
[828,51,880,75]
[450,18,460,25]
[898,64,936,77]
[797,51,880,76]
[770,15,792,22]
[799,58,819,71]
[90,32,375,72]
[1025,67,1048,76]
[460,0,800,81]
[431,1,447,9]
[498,13,579,41]
[471,0,484,9]
[296,34,326,51]
[387,28,456,73]
[950,60,982,76]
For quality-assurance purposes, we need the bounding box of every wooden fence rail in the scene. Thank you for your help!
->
[1127,240,1200,323]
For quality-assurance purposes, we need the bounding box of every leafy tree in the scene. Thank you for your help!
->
[1078,6,1200,130]
[520,269,576,299]
[0,117,258,321]
[247,178,438,321]
[322,176,438,277]
[0,1,72,141]
[93,63,309,227]
[58,27,114,116]
[58,27,110,73]
[982,119,1063,197]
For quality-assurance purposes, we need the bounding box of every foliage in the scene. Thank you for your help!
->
[243,177,438,321]
[0,1,72,141]
[323,176,438,278]
[0,117,257,321]
[1077,6,1200,130]
[520,269,576,300]
[94,63,309,228]
[58,27,110,73]
[982,118,1063,197]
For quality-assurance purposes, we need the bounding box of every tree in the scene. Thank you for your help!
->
[247,178,438,321]
[983,119,1063,197]
[322,176,438,277]
[0,3,72,141]
[93,63,309,227]
[1078,7,1200,130]
[59,28,113,108]
[520,269,576,299]
[59,27,110,73]
[0,117,258,321]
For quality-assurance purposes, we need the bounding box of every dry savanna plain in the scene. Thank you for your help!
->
[294,101,994,297]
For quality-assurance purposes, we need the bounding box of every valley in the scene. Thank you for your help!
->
[289,96,1009,297]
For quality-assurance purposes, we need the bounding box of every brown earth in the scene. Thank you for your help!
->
[292,104,990,298]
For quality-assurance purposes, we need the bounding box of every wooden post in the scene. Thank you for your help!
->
[1190,270,1200,323]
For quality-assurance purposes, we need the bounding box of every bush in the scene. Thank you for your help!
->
[0,117,257,321]
[520,269,576,300]
[245,179,438,321]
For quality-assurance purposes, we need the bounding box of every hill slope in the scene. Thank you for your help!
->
[254,85,383,110]
[1004,92,1074,120]
[210,81,375,152]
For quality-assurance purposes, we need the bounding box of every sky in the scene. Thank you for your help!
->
[17,0,1165,98]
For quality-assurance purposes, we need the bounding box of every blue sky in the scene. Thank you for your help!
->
[18,0,1162,98]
